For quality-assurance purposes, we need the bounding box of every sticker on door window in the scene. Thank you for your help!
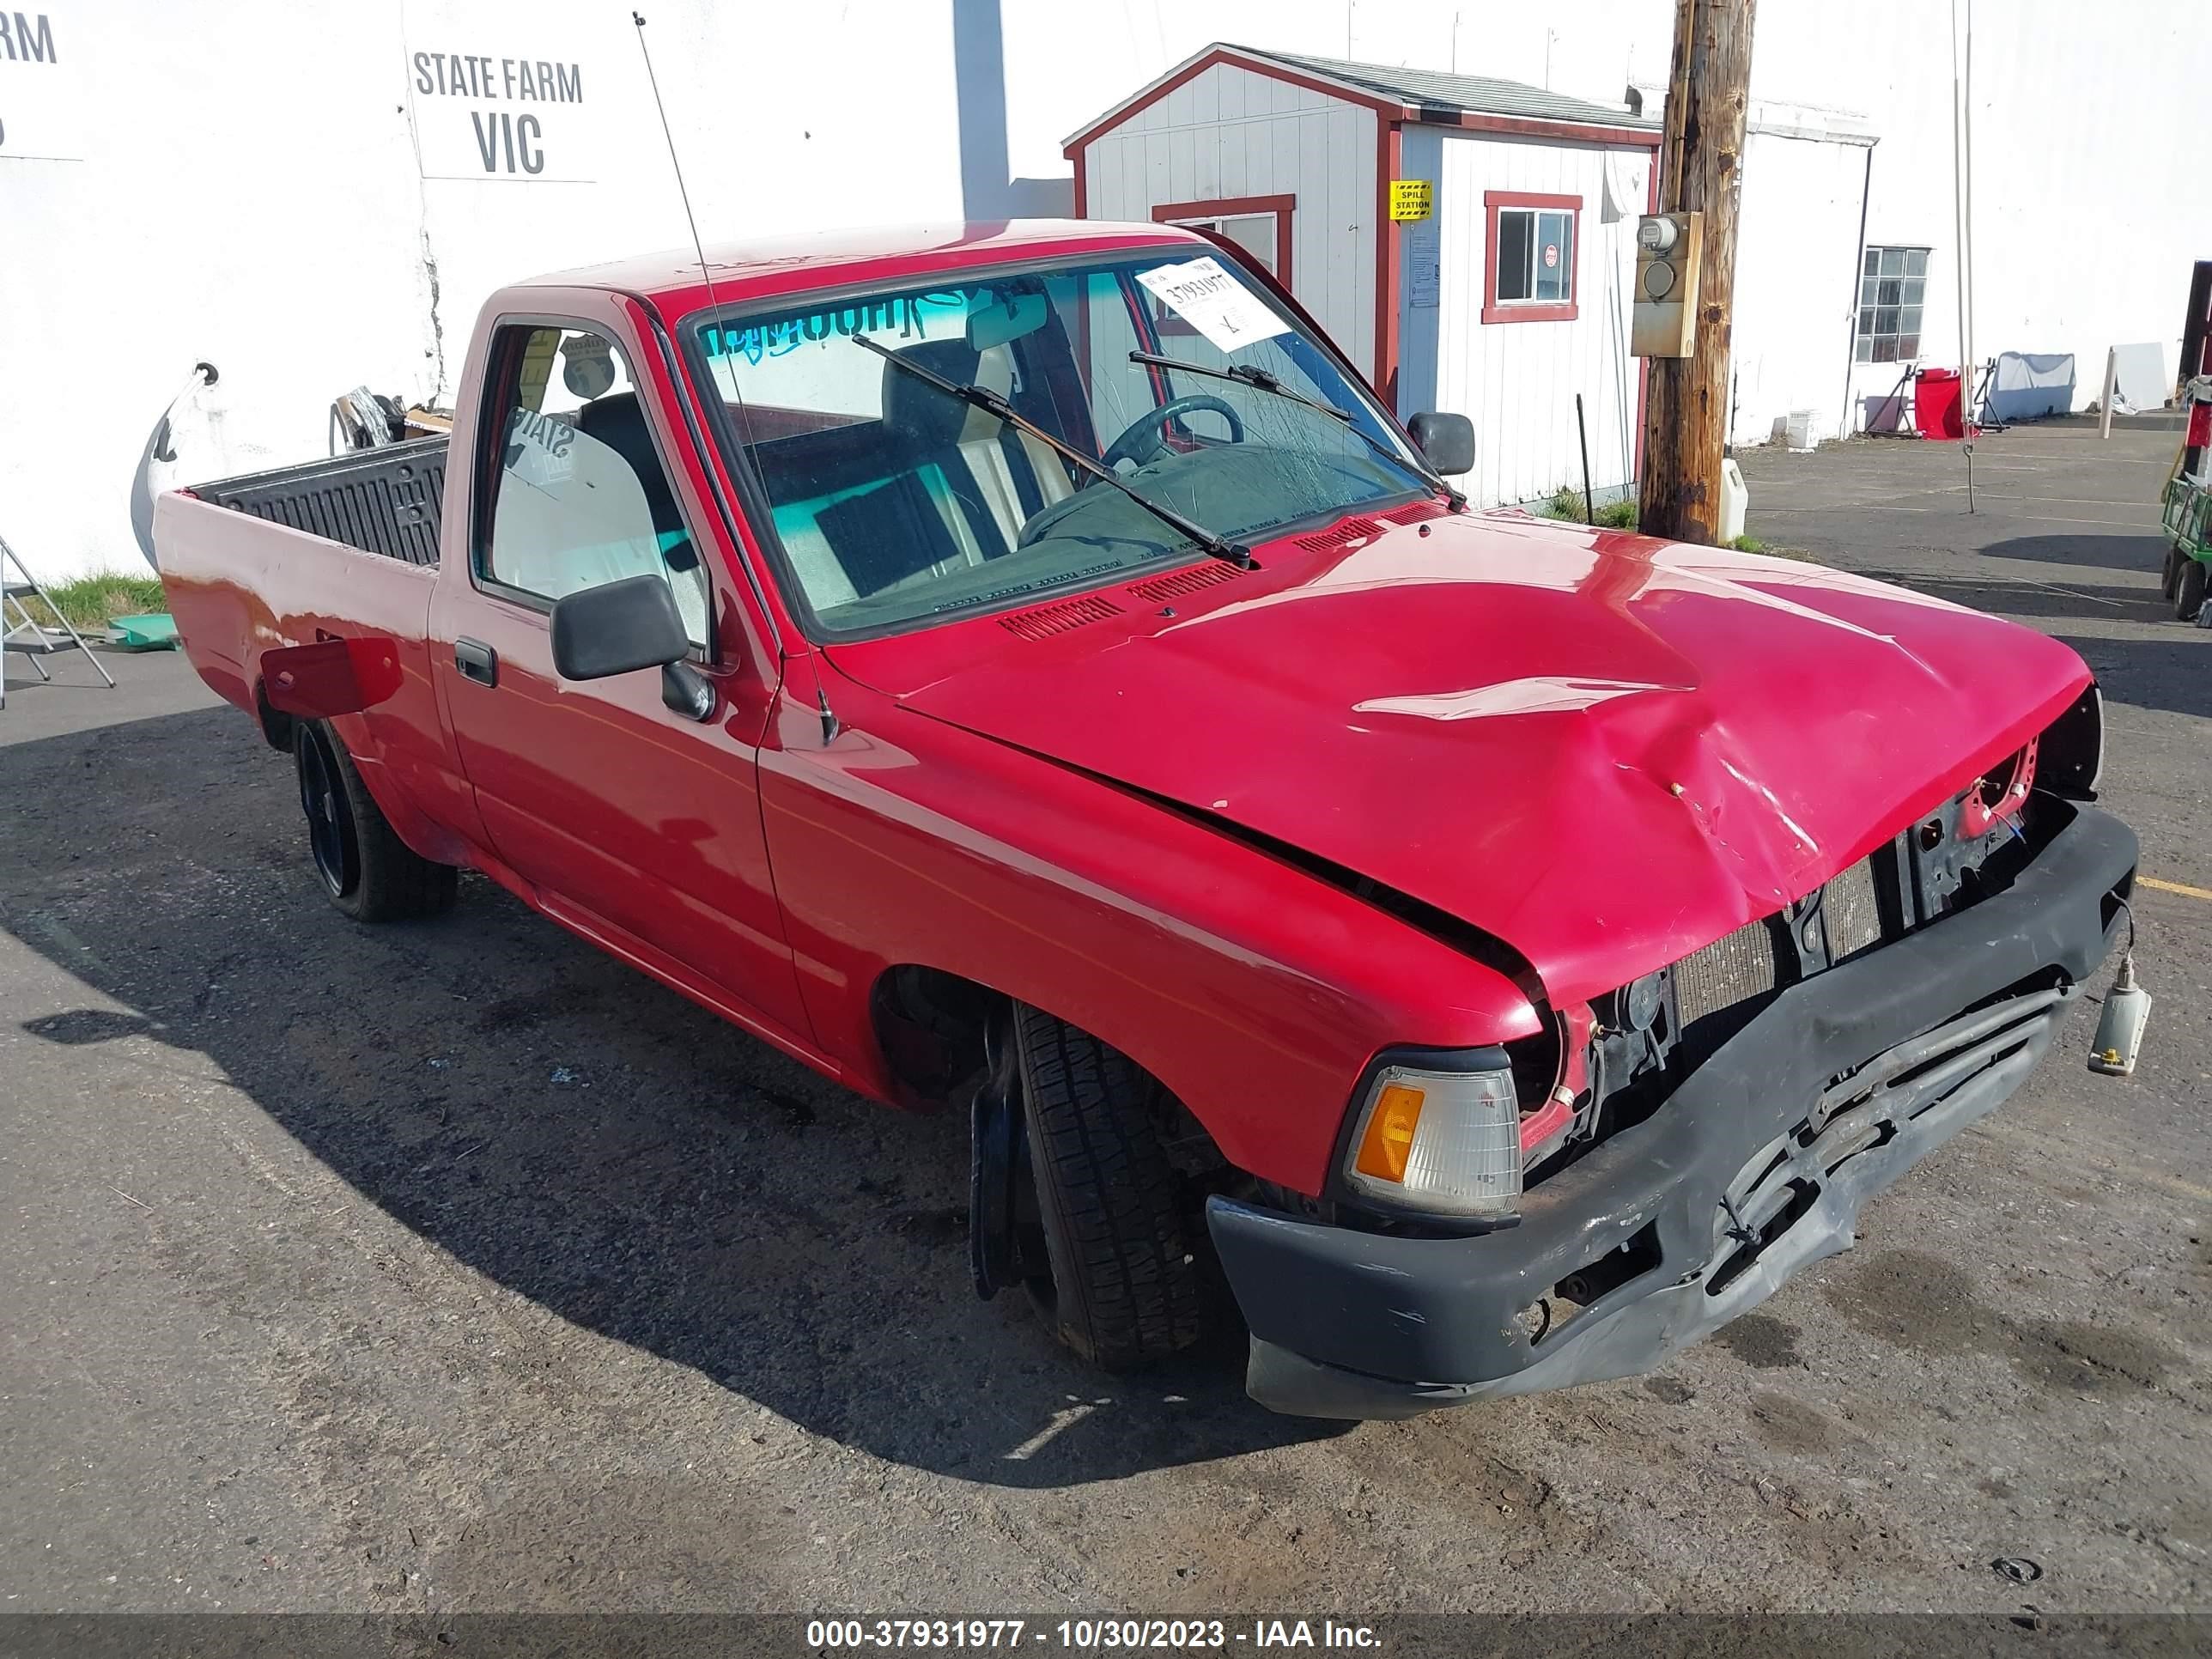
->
[1134,257,1289,355]
[505,406,580,488]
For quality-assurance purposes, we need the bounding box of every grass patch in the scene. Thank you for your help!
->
[1533,500,1811,561]
[1729,536,1820,562]
[14,573,167,633]
[1541,486,1638,530]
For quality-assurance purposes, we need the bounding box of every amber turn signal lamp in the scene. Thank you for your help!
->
[1354,1082,1426,1182]
[1341,1060,1522,1218]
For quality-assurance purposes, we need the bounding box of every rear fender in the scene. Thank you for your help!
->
[257,639,476,871]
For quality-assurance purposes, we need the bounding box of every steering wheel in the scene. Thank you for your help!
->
[1097,393,1246,473]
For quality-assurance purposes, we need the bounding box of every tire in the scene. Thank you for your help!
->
[2162,544,2185,601]
[2177,556,2208,623]
[294,720,458,922]
[1013,1004,1210,1369]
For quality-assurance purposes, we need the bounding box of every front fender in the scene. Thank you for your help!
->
[759,672,1537,1197]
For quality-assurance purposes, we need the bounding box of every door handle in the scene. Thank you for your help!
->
[454,637,498,687]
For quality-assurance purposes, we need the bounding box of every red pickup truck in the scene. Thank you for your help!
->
[159,219,2136,1419]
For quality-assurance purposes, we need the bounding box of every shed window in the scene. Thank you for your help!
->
[1152,194,1293,282]
[1855,246,1929,362]
[1151,195,1297,342]
[1482,192,1579,324]
[1178,214,1279,276]
[1150,216,1279,340]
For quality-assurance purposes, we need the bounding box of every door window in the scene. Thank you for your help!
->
[478,324,711,647]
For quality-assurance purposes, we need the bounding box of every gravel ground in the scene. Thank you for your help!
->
[2,417,2208,1623]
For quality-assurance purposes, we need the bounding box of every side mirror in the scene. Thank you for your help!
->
[1407,411,1476,477]
[550,574,690,682]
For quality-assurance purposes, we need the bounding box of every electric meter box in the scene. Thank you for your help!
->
[1632,211,1703,358]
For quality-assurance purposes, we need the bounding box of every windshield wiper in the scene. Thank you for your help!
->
[1128,349,1468,512]
[850,333,1253,568]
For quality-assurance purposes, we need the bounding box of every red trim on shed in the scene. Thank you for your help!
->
[1480,191,1581,325]
[1376,119,1402,410]
[1410,110,1660,150]
[1152,194,1297,283]
[1063,46,1401,156]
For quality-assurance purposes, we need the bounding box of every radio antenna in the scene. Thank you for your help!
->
[629,11,808,711]
[632,12,731,336]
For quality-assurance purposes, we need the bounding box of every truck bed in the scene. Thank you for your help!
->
[155,474,446,743]
[191,437,449,568]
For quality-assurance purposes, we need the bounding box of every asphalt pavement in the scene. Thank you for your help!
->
[2,417,2207,1624]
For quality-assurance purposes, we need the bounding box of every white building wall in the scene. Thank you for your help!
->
[1049,2,2212,446]
[1079,62,1378,378]
[1406,128,1644,508]
[0,0,969,581]
[9,0,2212,580]
[1757,4,2212,430]
[1727,125,1874,447]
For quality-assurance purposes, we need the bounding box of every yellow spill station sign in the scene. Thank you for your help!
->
[1389,179,1434,222]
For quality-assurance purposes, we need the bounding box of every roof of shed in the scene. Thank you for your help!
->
[1065,42,1659,150]
[1243,47,1660,131]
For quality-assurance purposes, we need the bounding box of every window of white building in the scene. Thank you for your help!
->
[1856,247,1929,362]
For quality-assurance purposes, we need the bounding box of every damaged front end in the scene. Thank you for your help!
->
[1530,686,2102,1190]
[1207,690,2136,1419]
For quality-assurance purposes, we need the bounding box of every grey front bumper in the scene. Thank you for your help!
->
[1208,799,2138,1420]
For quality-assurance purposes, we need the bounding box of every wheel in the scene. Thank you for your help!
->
[293,720,458,922]
[2177,556,2208,623]
[2162,544,2185,600]
[1013,1003,1211,1369]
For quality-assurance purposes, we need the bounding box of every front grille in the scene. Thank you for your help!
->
[1674,917,1780,1027]
[1676,854,1887,1028]
[1826,856,1883,960]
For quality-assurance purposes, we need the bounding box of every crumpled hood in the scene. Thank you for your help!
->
[830,514,2092,1003]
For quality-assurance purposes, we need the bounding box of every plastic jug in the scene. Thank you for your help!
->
[1719,459,1748,544]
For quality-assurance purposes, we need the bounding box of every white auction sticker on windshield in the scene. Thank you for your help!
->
[1134,257,1289,354]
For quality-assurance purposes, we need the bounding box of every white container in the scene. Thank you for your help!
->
[1719,458,1749,544]
[1783,409,1816,451]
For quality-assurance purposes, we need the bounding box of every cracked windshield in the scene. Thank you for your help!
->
[694,250,1431,632]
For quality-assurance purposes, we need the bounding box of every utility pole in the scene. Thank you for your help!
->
[1638,0,1756,544]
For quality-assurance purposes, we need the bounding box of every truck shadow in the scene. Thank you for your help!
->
[2050,631,2212,720]
[1978,531,2170,574]
[1865,568,2170,624]
[1,708,1344,1490]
